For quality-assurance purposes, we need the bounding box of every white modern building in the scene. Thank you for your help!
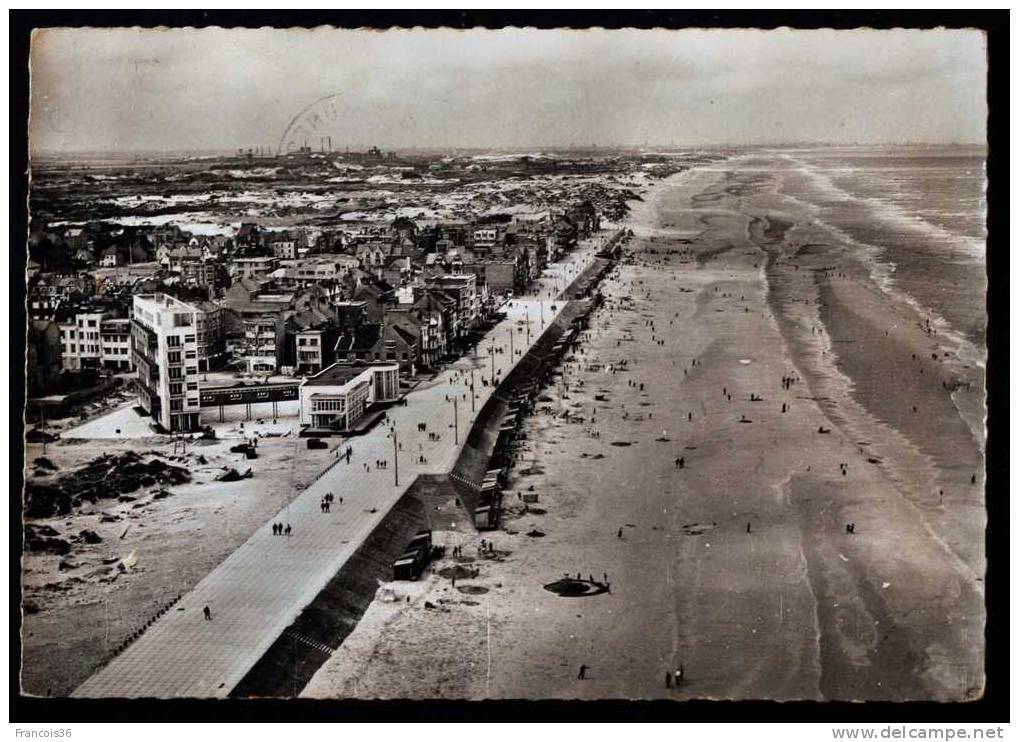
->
[132,293,202,432]
[58,311,106,371]
[299,362,400,432]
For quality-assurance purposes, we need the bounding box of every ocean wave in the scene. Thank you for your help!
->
[789,158,986,261]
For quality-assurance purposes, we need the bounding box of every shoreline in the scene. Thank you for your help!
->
[302,156,984,702]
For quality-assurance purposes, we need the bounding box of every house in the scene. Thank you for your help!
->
[471,227,500,254]
[268,232,298,260]
[333,321,418,376]
[385,304,446,370]
[167,244,204,272]
[389,217,418,246]
[427,274,479,344]
[381,256,412,287]
[551,213,578,256]
[230,256,279,281]
[411,289,457,359]
[156,244,173,267]
[235,222,262,249]
[284,308,339,376]
[100,246,121,267]
[352,282,395,324]
[354,242,387,268]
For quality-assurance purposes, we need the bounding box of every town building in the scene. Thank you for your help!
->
[331,301,419,377]
[298,361,400,432]
[242,314,284,375]
[99,318,134,371]
[26,320,63,397]
[57,310,107,371]
[268,232,299,260]
[194,302,227,372]
[284,308,339,376]
[230,256,279,281]
[180,259,218,291]
[427,274,479,345]
[131,293,202,432]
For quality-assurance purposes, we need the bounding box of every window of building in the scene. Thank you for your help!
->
[167,336,181,348]
[170,399,183,411]
[168,351,181,363]
[184,334,196,343]
[185,350,197,359]
[168,367,183,379]
[186,381,198,391]
[169,382,183,396]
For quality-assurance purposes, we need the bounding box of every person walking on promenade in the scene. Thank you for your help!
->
[203,605,212,621]
[285,524,292,537]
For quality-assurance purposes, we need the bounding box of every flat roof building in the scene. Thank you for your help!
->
[132,293,202,432]
[299,362,400,432]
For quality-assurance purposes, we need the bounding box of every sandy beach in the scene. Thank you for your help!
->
[302,157,985,702]
[21,404,345,696]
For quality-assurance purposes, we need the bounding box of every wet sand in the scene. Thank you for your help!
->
[303,160,985,701]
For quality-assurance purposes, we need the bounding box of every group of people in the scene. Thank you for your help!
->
[320,492,340,513]
[270,522,292,537]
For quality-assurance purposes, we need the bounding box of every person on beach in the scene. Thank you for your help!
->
[665,671,672,688]
[203,605,212,621]
[285,524,292,536]
[618,528,623,539]
[676,665,684,684]
[578,664,588,680]
[746,522,752,534]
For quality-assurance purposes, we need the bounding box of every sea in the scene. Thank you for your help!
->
[776,145,987,357]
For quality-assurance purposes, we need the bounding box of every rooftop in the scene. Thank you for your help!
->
[304,361,398,387]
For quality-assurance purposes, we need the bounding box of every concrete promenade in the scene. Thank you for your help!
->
[73,236,604,698]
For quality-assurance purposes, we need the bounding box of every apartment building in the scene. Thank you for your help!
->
[58,311,106,371]
[99,318,133,371]
[132,293,202,432]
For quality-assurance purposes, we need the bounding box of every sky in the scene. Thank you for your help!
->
[29,27,987,153]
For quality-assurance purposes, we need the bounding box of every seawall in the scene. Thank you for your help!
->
[229,246,615,697]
